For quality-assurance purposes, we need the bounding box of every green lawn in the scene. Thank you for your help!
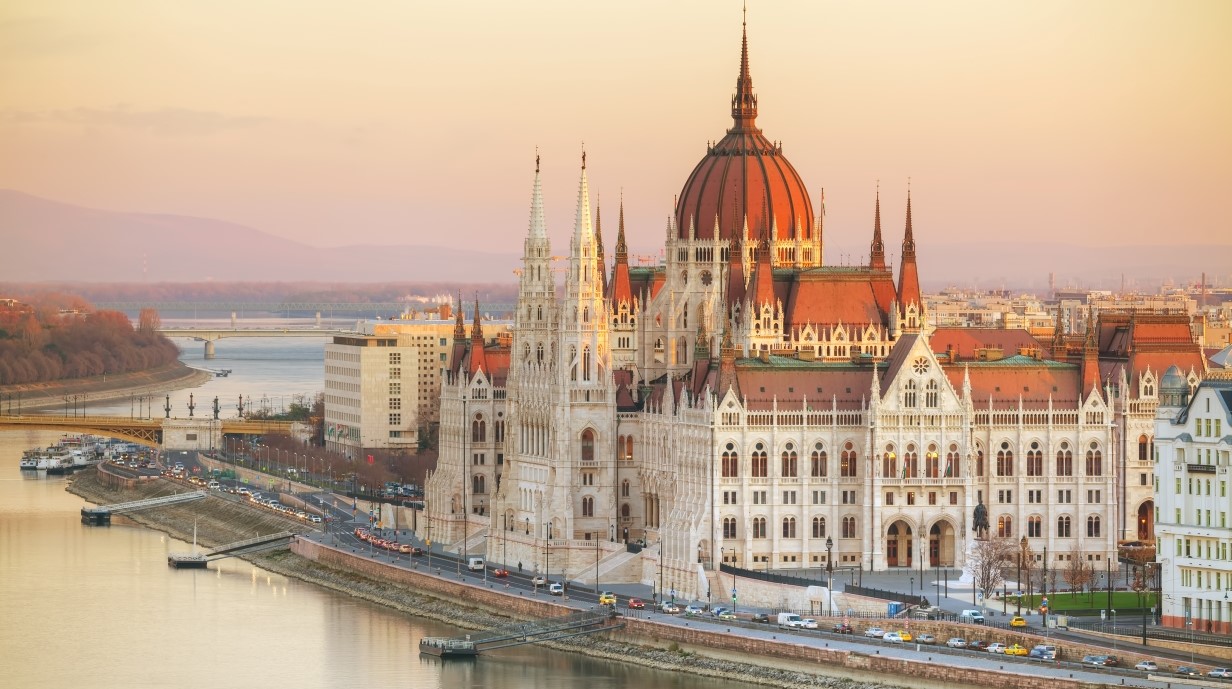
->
[1010,591,1156,611]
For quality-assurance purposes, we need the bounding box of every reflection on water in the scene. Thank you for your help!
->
[0,432,750,688]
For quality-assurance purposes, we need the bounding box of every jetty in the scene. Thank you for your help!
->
[419,609,620,658]
[81,491,207,525]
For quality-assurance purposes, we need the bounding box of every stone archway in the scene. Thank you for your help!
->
[886,520,913,568]
[1138,500,1154,541]
[929,521,956,567]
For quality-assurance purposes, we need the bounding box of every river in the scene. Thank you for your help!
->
[0,334,754,689]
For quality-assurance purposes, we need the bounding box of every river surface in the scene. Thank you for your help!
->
[0,334,754,689]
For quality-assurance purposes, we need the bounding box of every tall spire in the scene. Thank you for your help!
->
[468,295,488,376]
[452,291,466,342]
[731,4,758,129]
[896,185,921,308]
[902,183,917,259]
[528,150,547,239]
[573,147,593,240]
[870,184,886,271]
[595,202,608,295]
[611,197,633,305]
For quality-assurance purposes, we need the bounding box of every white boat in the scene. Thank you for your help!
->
[19,450,39,470]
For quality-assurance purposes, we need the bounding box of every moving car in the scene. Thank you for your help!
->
[1102,656,1120,667]
[946,638,967,649]
[800,618,819,629]
[898,630,913,642]
[1004,644,1029,656]
[1009,616,1027,627]
[599,592,617,605]
[1176,666,1200,676]
[1082,655,1109,667]
[882,631,904,643]
[959,610,986,625]
[966,640,990,651]
[717,610,737,620]
[777,612,804,628]
[659,602,680,614]
[532,575,548,586]
[1030,645,1058,660]
[832,623,854,635]
[1208,668,1232,678]
[864,627,886,638]
[491,568,509,577]
[548,583,564,596]
[751,613,770,623]
[684,605,706,617]
[986,643,1007,654]
[627,598,645,609]
[1133,660,1158,672]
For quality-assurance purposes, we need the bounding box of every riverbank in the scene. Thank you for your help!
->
[0,362,211,412]
[63,470,888,689]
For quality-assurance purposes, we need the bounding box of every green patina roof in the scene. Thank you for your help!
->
[962,355,1077,369]
[736,354,884,370]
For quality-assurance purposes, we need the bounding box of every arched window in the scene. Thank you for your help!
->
[780,446,798,477]
[536,342,544,363]
[1085,443,1102,476]
[473,475,485,494]
[976,445,985,477]
[1056,442,1073,476]
[1057,515,1072,538]
[842,516,857,539]
[811,443,827,477]
[1027,515,1042,538]
[751,445,768,477]
[812,516,826,539]
[472,414,486,442]
[582,496,594,517]
[1087,515,1101,538]
[723,517,737,539]
[840,442,858,477]
[624,436,634,462]
[904,446,918,478]
[925,379,939,408]
[722,447,740,478]
[580,429,595,463]
[494,420,505,443]
[997,515,1013,538]
[882,446,898,479]
[1138,434,1150,462]
[621,503,630,518]
[782,517,797,538]
[621,479,630,497]
[752,517,767,539]
[925,445,939,478]
[903,379,918,408]
[945,444,960,478]
[996,442,1014,477]
[1027,442,1043,477]
[582,345,592,381]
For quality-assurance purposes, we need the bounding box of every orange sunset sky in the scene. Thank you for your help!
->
[2,1,1230,258]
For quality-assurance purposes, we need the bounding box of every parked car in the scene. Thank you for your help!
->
[916,633,936,644]
[864,627,886,638]
[800,618,819,629]
[832,623,854,635]
[986,643,1007,654]
[1004,644,1029,656]
[882,631,904,643]
[627,598,645,610]
[1009,616,1027,627]
[1176,666,1200,677]
[751,613,770,623]
[1208,668,1232,678]
[966,640,990,651]
[1134,660,1158,672]
[946,638,967,649]
[898,630,913,642]
[1082,655,1108,667]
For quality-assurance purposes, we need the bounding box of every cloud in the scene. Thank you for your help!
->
[1,105,271,136]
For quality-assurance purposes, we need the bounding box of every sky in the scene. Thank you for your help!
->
[2,0,1230,259]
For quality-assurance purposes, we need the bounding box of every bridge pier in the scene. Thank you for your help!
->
[316,311,321,327]
[231,311,237,328]
[204,340,216,359]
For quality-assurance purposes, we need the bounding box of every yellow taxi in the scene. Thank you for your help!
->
[1004,644,1029,656]
[1009,616,1027,628]
[898,630,913,642]
[599,591,617,605]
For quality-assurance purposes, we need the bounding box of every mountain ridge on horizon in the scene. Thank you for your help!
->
[1,189,1227,290]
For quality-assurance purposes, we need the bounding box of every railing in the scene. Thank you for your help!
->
[843,583,928,607]
[719,563,823,588]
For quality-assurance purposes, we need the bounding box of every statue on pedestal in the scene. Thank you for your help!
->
[972,499,989,540]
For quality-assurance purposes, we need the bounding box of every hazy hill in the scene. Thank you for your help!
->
[1,190,1227,290]
[0,190,520,283]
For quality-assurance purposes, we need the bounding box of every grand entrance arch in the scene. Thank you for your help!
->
[929,521,956,567]
[1138,500,1154,541]
[886,520,913,568]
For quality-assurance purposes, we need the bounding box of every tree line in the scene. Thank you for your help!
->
[0,297,179,385]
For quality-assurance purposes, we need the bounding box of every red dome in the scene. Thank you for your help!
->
[675,24,814,243]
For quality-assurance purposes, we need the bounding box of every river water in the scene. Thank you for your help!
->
[0,333,752,689]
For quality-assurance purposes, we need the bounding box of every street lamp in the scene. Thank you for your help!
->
[910,576,915,599]
[1018,535,1026,616]
[825,536,834,617]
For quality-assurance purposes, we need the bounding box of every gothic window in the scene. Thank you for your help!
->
[621,480,630,497]
[472,414,486,442]
[997,514,1013,538]
[582,496,594,517]
[1057,515,1072,538]
[996,442,1014,477]
[621,503,630,519]
[722,449,739,478]
[945,444,960,478]
[976,446,985,477]
[782,517,797,538]
[537,305,543,321]
[780,446,798,478]
[523,343,531,361]
[1027,515,1042,538]
[751,445,768,478]
[494,420,505,443]
[912,356,931,375]
[842,516,857,539]
[904,446,918,478]
[1087,515,1101,538]
[624,436,634,461]
[882,446,897,479]
[1138,435,1149,462]
[570,345,578,381]
[583,305,590,323]
[1085,442,1102,476]
[925,445,939,478]
[1027,441,1043,477]
[752,517,767,539]
[583,346,592,381]
[811,443,827,477]
[925,379,939,408]
[1056,442,1073,476]
[536,342,544,363]
[581,429,595,463]
[840,442,857,478]
[473,475,485,494]
[903,379,917,408]
[723,517,737,539]
[812,516,826,539]
[654,338,665,364]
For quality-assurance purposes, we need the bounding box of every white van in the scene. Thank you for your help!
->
[207,480,221,490]
[777,612,804,628]
[467,557,485,571]
[959,609,986,625]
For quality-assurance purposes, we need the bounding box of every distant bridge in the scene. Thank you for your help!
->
[0,414,294,448]
[157,327,351,358]
[81,490,207,525]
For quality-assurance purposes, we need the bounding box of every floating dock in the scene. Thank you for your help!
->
[419,609,619,659]
[167,554,209,569]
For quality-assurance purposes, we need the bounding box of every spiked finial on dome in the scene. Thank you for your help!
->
[731,4,758,129]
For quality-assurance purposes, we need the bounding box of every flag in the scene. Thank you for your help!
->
[901,465,907,479]
[367,454,375,465]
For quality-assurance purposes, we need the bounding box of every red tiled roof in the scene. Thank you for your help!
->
[734,362,875,410]
[784,270,892,328]
[941,360,1083,410]
[930,328,1044,361]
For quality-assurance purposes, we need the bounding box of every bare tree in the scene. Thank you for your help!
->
[1064,547,1085,594]
[1131,566,1149,608]
[1021,541,1037,605]
[967,538,1015,607]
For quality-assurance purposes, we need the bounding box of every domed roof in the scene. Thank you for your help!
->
[1160,365,1187,393]
[674,22,814,243]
